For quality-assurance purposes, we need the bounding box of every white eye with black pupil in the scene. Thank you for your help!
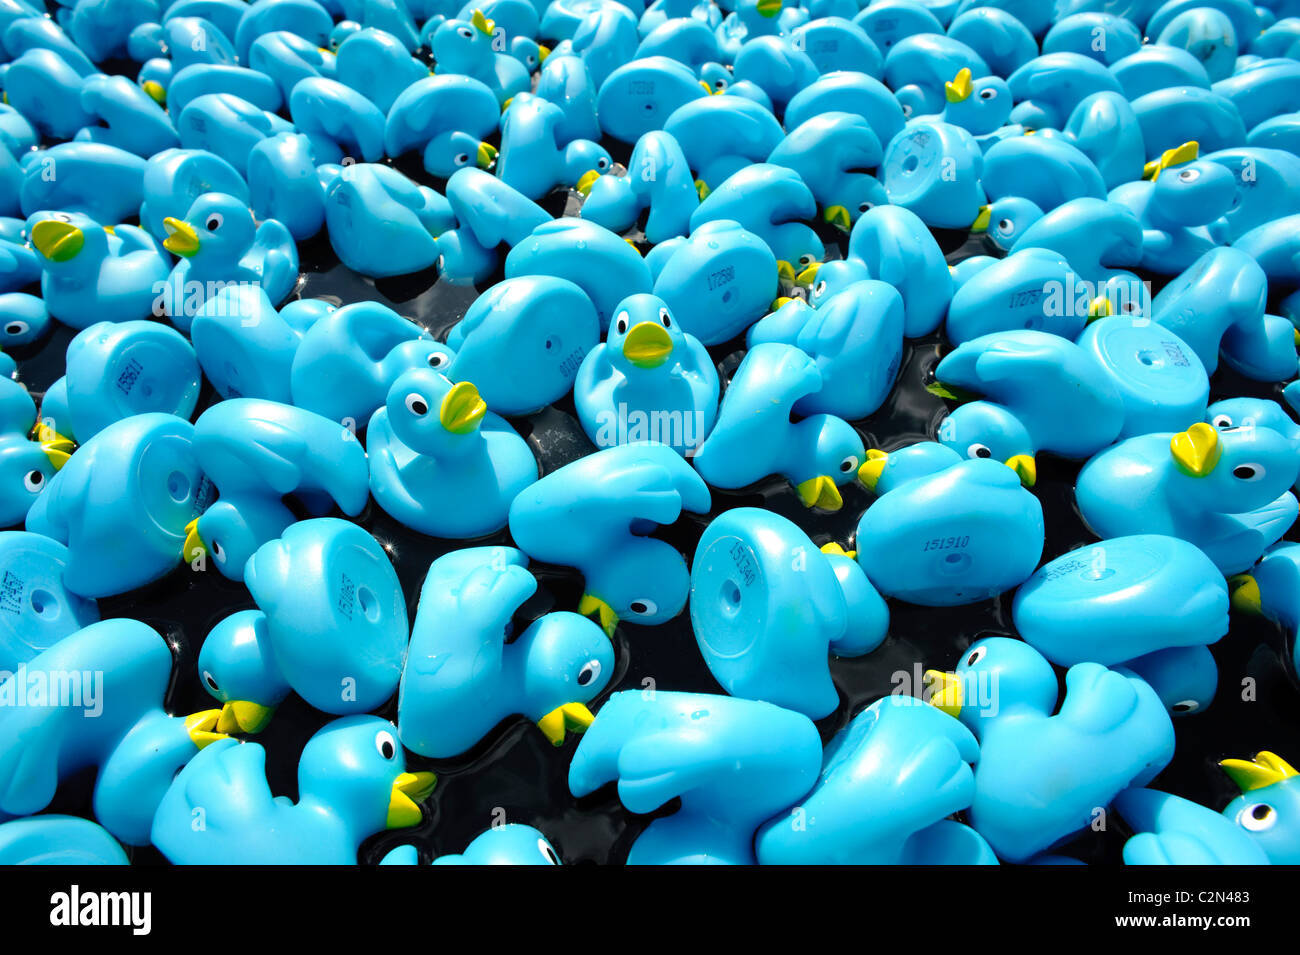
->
[615,312,628,334]
[205,213,223,231]
[965,646,987,667]
[405,393,429,416]
[455,153,469,166]
[203,670,219,692]
[537,838,559,864]
[839,455,858,473]
[1212,415,1233,429]
[1233,464,1263,481]
[459,26,473,37]
[23,470,43,492]
[1240,803,1276,831]
[967,443,992,459]
[1171,699,1198,713]
[628,598,657,616]
[428,353,446,368]
[979,88,997,100]
[5,321,28,335]
[659,307,671,327]
[1178,168,1200,183]
[577,659,601,686]
[375,730,397,759]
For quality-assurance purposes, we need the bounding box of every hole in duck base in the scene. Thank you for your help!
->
[720,579,742,617]
[30,588,57,619]
[357,586,380,622]
[902,155,919,173]
[167,471,191,502]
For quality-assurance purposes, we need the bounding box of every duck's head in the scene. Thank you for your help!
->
[1220,751,1300,863]
[1208,397,1298,443]
[517,611,615,747]
[606,294,685,374]
[943,69,1012,136]
[564,139,614,191]
[937,403,1037,487]
[162,192,256,265]
[822,175,888,233]
[856,440,963,496]
[0,429,70,527]
[447,824,563,864]
[1146,142,1235,226]
[297,716,436,833]
[793,414,865,511]
[197,610,291,735]
[698,61,732,95]
[426,129,498,178]
[27,211,110,272]
[738,0,784,34]
[510,37,550,72]
[924,636,1057,736]
[183,497,292,581]
[971,196,1043,251]
[386,366,487,455]
[432,11,498,73]
[383,338,456,382]
[1087,272,1151,321]
[580,537,692,635]
[776,248,824,290]
[1168,421,1299,512]
[799,258,870,309]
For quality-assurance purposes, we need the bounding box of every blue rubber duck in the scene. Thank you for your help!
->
[885,32,989,118]
[160,192,299,331]
[320,162,449,278]
[747,280,904,421]
[569,690,823,864]
[0,377,71,529]
[368,368,537,539]
[756,695,994,865]
[1059,90,1147,192]
[187,399,370,581]
[766,112,886,230]
[508,442,711,635]
[27,212,170,329]
[334,26,429,113]
[934,330,1127,481]
[1010,197,1144,286]
[1234,212,1300,286]
[0,815,128,865]
[1110,141,1235,275]
[1076,421,1300,575]
[1228,541,1300,677]
[497,94,612,200]
[856,443,1044,606]
[944,248,1084,344]
[1013,535,1229,716]
[191,285,320,405]
[1006,51,1122,131]
[691,508,888,719]
[25,413,207,599]
[934,67,1013,138]
[0,619,225,845]
[1115,789,1269,865]
[924,636,1175,863]
[151,715,436,864]
[693,343,865,511]
[1219,751,1300,864]
[20,143,147,223]
[287,76,387,165]
[662,93,785,194]
[382,824,563,865]
[432,9,529,104]
[397,545,614,757]
[438,167,551,283]
[579,129,698,244]
[194,611,288,735]
[574,293,718,457]
[445,275,598,417]
[0,530,98,673]
[290,302,451,429]
[241,518,408,715]
[383,74,501,178]
[847,204,951,338]
[137,147,250,244]
[690,163,823,274]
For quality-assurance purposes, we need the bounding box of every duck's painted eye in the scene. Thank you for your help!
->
[537,837,560,864]
[526,55,536,65]
[577,659,601,686]
[23,470,43,492]
[1171,699,1199,713]
[858,201,873,213]
[458,26,474,38]
[428,352,447,368]
[627,598,658,617]
[1178,168,1201,183]
[375,730,397,760]
[54,212,72,223]
[967,443,993,459]
[405,393,429,416]
[997,218,1014,235]
[211,539,226,563]
[4,320,28,336]
[203,670,219,692]
[839,455,858,473]
[1212,414,1233,429]
[597,157,609,169]
[454,152,470,166]
[1233,463,1264,481]
[1240,803,1277,832]
[205,213,223,231]
[714,79,727,90]
[813,279,827,297]
[658,307,671,327]
[901,103,913,116]
[798,254,815,268]
[614,311,629,335]
[979,88,997,100]
[965,645,987,667]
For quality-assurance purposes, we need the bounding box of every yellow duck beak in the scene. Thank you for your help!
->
[387,771,438,829]
[822,205,850,231]
[470,9,495,35]
[475,141,498,169]
[1144,140,1200,181]
[857,449,888,492]
[622,321,673,368]
[820,541,857,560]
[38,427,74,470]
[216,700,277,735]
[162,217,200,257]
[694,179,710,201]
[182,517,206,562]
[1220,751,1297,793]
[924,669,963,717]
[756,0,782,17]
[1005,454,1036,488]
[439,381,487,434]
[1228,574,1262,615]
[536,702,596,746]
[31,219,85,262]
[142,80,166,104]
[776,260,797,283]
[1088,296,1113,320]
[538,44,550,63]
[184,709,227,749]
[577,592,618,638]
[795,261,821,286]
[971,204,992,233]
[1170,422,1221,477]
[795,475,843,511]
[574,169,601,195]
[945,67,973,103]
